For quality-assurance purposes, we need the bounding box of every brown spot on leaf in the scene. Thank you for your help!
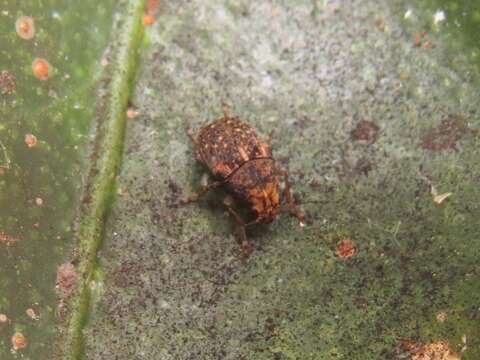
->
[25,134,37,148]
[0,70,16,95]
[15,16,35,40]
[413,31,430,48]
[375,18,385,31]
[143,14,155,26]
[421,116,471,152]
[335,238,357,259]
[146,0,161,16]
[351,120,379,144]
[397,339,460,360]
[11,332,27,350]
[0,231,21,245]
[56,262,77,298]
[32,58,52,81]
[354,158,374,176]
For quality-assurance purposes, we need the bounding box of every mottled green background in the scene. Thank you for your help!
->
[1,0,479,359]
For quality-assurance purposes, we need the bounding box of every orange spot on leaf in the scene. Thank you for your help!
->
[15,16,35,40]
[335,238,357,258]
[32,58,52,81]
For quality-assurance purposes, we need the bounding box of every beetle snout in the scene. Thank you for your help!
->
[249,181,281,224]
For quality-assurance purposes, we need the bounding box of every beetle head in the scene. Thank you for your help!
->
[248,180,281,223]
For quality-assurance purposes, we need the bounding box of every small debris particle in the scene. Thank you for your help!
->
[100,57,109,67]
[56,262,77,298]
[117,187,129,197]
[399,71,410,81]
[143,14,155,26]
[25,133,37,148]
[351,120,380,144]
[375,18,385,32]
[433,192,452,205]
[436,311,447,322]
[0,314,8,323]
[0,231,21,245]
[35,197,44,206]
[32,58,52,81]
[126,107,140,119]
[15,16,35,40]
[0,70,16,95]
[433,10,446,25]
[26,308,39,320]
[335,238,357,259]
[404,8,413,19]
[421,116,470,152]
[11,332,27,350]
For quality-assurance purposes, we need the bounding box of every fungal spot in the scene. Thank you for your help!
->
[143,14,155,26]
[126,107,140,119]
[146,0,161,16]
[0,314,8,323]
[351,119,379,144]
[374,18,385,32]
[335,238,356,258]
[436,311,447,323]
[15,16,35,40]
[0,70,16,95]
[25,133,37,148]
[421,116,471,152]
[396,339,460,360]
[26,308,39,320]
[32,58,52,81]
[0,231,21,245]
[11,332,27,350]
[56,262,77,298]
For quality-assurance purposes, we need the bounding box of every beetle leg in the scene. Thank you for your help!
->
[186,127,197,145]
[280,169,306,226]
[223,195,253,256]
[185,128,204,162]
[221,101,232,119]
[179,180,223,205]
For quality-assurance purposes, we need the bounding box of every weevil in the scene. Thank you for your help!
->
[181,109,305,254]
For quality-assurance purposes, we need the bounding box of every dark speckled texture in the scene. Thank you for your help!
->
[84,0,480,359]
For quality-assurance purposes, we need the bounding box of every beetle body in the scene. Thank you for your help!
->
[194,116,280,223]
[184,112,304,252]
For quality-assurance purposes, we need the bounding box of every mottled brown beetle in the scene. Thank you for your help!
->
[181,108,305,254]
